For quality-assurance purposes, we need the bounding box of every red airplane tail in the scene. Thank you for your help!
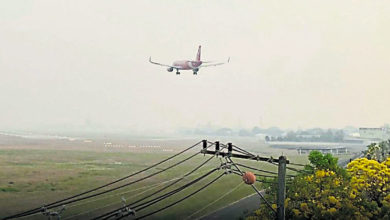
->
[196,45,201,61]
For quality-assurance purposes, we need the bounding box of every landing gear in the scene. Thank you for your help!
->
[193,68,199,75]
[176,71,180,75]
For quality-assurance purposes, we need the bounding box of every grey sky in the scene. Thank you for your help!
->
[1,1,389,133]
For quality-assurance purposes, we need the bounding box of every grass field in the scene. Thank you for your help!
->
[0,135,356,219]
[0,148,259,219]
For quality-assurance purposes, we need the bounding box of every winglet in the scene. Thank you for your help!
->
[149,56,152,63]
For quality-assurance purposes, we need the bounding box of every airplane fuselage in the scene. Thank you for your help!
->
[172,60,202,70]
[150,45,228,75]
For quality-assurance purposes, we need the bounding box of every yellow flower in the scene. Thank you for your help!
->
[328,196,337,204]
[328,207,337,214]
[300,202,309,212]
[316,170,326,178]
[292,209,300,216]
[272,204,277,210]
[285,198,290,206]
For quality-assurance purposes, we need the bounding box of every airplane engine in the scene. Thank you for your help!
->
[167,67,173,72]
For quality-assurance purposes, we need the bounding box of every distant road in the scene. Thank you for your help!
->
[200,193,260,220]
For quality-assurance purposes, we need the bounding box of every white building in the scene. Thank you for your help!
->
[359,127,390,140]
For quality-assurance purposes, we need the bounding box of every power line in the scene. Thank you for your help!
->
[4,141,204,220]
[230,171,277,184]
[236,163,296,178]
[64,168,215,220]
[285,166,309,174]
[228,158,276,214]
[96,168,219,220]
[66,178,173,210]
[134,168,218,212]
[125,153,218,209]
[230,169,276,179]
[5,140,292,220]
[49,152,201,209]
[232,145,256,157]
[100,144,226,219]
[235,163,278,175]
[62,169,208,220]
[63,180,167,220]
[94,162,220,220]
[288,162,306,167]
[183,181,244,220]
[94,144,225,219]
[120,173,226,220]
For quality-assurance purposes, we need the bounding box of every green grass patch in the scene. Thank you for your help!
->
[0,187,20,192]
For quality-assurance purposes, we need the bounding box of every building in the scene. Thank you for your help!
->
[359,127,390,140]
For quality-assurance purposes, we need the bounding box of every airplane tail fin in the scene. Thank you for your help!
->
[196,45,201,61]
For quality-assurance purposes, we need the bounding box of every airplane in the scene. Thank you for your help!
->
[149,45,229,75]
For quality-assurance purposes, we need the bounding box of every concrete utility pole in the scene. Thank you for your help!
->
[277,156,287,220]
[201,141,290,218]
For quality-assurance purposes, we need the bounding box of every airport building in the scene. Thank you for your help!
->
[359,127,390,140]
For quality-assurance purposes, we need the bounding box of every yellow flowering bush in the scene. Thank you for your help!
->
[347,157,390,218]
[248,151,390,220]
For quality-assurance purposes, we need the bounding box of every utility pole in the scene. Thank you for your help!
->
[201,140,290,218]
[277,156,287,220]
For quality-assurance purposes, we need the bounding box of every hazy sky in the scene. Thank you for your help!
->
[1,1,389,133]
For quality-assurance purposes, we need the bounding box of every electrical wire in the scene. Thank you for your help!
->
[231,170,277,184]
[4,141,203,220]
[232,145,256,157]
[62,168,210,220]
[49,151,201,210]
[126,154,217,208]
[230,169,276,178]
[288,162,306,167]
[99,143,226,219]
[63,180,167,220]
[95,145,226,219]
[235,163,278,175]
[134,168,218,212]
[286,166,310,173]
[227,158,276,214]
[183,181,244,220]
[120,173,226,220]
[96,168,219,220]
[236,163,295,178]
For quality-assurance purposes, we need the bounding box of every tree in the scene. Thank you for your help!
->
[239,129,253,137]
[308,151,339,171]
[252,126,263,135]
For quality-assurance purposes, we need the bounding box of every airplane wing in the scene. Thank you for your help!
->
[199,57,230,68]
[149,57,176,68]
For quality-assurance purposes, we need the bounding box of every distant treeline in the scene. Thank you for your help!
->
[180,127,349,142]
[181,126,284,137]
[266,128,345,142]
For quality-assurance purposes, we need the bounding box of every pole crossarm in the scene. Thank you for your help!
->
[201,149,289,164]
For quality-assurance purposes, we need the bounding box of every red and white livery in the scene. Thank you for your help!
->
[149,46,229,75]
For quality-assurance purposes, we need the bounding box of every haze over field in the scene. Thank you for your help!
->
[1,1,390,135]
